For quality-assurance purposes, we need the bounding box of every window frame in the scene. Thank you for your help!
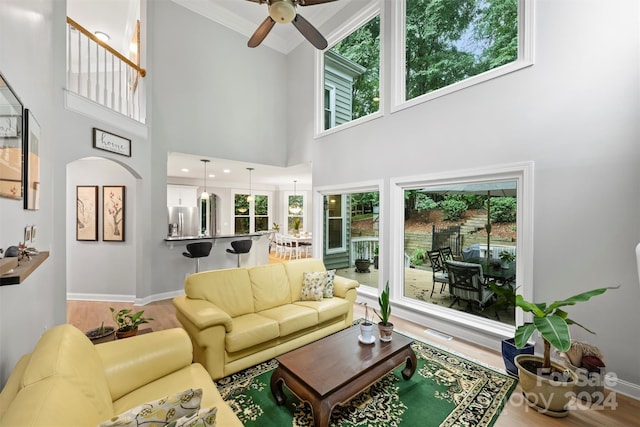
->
[231,189,272,234]
[390,0,535,113]
[284,190,306,235]
[389,162,534,337]
[315,0,385,137]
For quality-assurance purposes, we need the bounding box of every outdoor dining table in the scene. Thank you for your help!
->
[465,257,516,282]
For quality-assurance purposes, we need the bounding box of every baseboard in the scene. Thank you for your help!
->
[67,290,185,306]
[134,290,185,306]
[606,375,640,400]
[67,293,135,302]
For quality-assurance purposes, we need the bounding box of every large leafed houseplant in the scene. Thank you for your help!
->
[513,286,617,416]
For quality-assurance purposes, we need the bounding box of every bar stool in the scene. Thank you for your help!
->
[182,242,212,273]
[226,240,252,267]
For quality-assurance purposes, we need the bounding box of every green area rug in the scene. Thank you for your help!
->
[216,332,516,427]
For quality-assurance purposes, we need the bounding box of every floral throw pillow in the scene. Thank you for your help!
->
[300,271,326,301]
[323,269,336,298]
[170,406,217,427]
[98,388,203,427]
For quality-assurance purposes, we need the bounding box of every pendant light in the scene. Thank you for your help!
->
[289,180,301,214]
[246,167,255,202]
[200,159,210,200]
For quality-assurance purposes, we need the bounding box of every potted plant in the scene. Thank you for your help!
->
[499,250,515,269]
[513,286,616,416]
[110,307,154,339]
[354,244,370,273]
[486,282,535,377]
[292,217,301,234]
[85,321,115,344]
[359,302,374,344]
[374,281,393,341]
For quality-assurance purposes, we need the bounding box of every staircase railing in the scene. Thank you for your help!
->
[66,17,147,123]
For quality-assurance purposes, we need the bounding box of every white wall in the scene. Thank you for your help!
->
[0,0,57,386]
[288,0,640,392]
[66,158,137,299]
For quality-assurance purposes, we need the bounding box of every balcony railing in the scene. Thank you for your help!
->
[66,17,146,123]
[350,237,378,263]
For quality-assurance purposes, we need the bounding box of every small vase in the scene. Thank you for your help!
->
[377,322,394,342]
[359,322,374,343]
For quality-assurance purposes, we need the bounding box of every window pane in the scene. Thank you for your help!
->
[402,181,517,327]
[254,195,268,215]
[235,194,249,215]
[324,15,380,130]
[405,0,518,100]
[327,219,342,249]
[235,217,249,234]
[255,217,269,232]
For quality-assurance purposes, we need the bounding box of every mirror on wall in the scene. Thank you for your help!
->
[0,71,24,200]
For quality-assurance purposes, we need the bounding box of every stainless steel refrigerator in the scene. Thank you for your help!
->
[167,206,199,238]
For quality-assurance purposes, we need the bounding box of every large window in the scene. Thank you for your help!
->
[322,9,381,132]
[325,194,345,252]
[404,0,519,101]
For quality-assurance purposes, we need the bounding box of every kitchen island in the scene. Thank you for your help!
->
[164,232,271,272]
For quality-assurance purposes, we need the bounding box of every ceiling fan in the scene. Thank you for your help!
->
[246,0,337,49]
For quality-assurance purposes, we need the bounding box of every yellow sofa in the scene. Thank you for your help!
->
[0,324,242,427]
[173,258,360,380]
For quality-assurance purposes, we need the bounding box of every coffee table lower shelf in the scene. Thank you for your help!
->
[269,326,417,427]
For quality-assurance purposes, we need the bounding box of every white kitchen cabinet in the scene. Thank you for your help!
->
[167,185,198,207]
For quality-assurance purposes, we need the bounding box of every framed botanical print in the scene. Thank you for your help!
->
[76,186,98,241]
[103,185,125,242]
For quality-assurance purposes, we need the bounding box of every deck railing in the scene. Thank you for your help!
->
[66,17,146,123]
[350,237,378,263]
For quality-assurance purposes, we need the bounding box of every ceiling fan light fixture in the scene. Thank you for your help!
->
[269,0,296,24]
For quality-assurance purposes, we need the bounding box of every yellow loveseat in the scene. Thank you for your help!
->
[0,324,242,427]
[173,258,359,380]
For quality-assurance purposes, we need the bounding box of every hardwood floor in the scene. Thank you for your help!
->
[67,295,639,426]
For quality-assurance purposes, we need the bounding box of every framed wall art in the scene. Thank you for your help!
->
[76,186,98,241]
[0,72,23,201]
[93,128,131,157]
[23,109,40,210]
[24,226,32,244]
[103,185,125,242]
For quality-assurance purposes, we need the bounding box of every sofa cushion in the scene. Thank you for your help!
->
[294,298,351,323]
[300,271,326,301]
[98,388,202,427]
[323,269,336,298]
[0,354,31,416]
[248,263,291,312]
[258,305,318,337]
[21,324,114,419]
[282,258,328,302]
[185,268,255,317]
[225,313,279,353]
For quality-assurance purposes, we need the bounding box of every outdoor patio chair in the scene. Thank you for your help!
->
[439,246,454,261]
[445,260,495,314]
[427,250,449,297]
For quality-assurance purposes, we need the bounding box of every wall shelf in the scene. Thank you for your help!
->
[0,251,50,286]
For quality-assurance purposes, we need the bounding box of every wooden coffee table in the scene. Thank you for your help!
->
[270,325,417,427]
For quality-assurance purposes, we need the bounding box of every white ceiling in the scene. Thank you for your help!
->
[66,0,351,185]
[167,153,312,187]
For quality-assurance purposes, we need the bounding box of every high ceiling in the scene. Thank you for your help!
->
[66,0,350,184]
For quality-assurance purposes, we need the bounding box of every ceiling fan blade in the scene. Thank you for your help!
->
[292,14,328,49]
[248,16,276,48]
[298,0,338,5]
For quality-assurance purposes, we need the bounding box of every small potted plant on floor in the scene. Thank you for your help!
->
[513,286,617,416]
[110,307,154,339]
[85,321,115,344]
[374,281,393,341]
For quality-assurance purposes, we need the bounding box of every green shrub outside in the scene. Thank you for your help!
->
[489,197,516,222]
[439,199,468,221]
